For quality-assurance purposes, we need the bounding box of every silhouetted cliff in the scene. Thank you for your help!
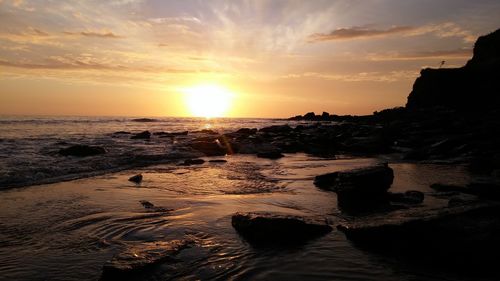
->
[406,29,500,111]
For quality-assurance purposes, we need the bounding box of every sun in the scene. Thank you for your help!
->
[183,84,233,118]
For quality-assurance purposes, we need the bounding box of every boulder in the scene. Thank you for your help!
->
[189,141,227,156]
[231,212,332,245]
[59,145,106,157]
[130,131,151,140]
[128,174,143,183]
[100,239,192,280]
[314,164,394,196]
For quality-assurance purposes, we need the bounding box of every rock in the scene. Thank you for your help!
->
[314,164,394,196]
[189,141,227,156]
[194,129,218,135]
[113,131,131,135]
[259,125,292,134]
[236,128,257,135]
[179,158,205,166]
[131,118,157,122]
[139,200,154,208]
[59,145,106,157]
[128,174,143,183]
[139,200,172,212]
[388,190,424,204]
[130,131,151,140]
[430,183,467,193]
[231,212,332,245]
[100,239,192,280]
[257,151,284,159]
[337,201,500,255]
[209,159,227,163]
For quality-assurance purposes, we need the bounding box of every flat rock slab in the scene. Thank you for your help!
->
[232,212,332,245]
[100,239,192,280]
[337,201,500,247]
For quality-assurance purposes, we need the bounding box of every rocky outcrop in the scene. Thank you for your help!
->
[406,29,500,111]
[59,144,106,157]
[231,212,332,245]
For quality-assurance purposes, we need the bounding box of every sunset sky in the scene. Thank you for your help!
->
[1,0,499,117]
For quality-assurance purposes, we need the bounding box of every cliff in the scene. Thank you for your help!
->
[406,29,500,111]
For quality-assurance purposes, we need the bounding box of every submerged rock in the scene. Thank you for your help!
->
[139,200,172,212]
[128,174,143,183]
[59,145,106,157]
[130,131,151,140]
[231,212,332,245]
[100,239,192,280]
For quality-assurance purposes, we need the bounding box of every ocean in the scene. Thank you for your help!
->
[0,116,292,189]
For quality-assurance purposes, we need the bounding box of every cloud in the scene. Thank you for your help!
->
[63,30,123,39]
[308,26,416,42]
[368,48,472,61]
[308,22,476,43]
[148,17,201,24]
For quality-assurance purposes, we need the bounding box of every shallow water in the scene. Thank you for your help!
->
[1,153,486,281]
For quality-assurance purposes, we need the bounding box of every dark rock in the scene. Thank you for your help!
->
[430,183,467,193]
[128,174,143,183]
[388,190,424,204]
[189,141,227,156]
[257,151,284,159]
[139,200,154,208]
[179,158,205,166]
[209,159,227,163]
[130,131,151,139]
[259,125,292,134]
[131,118,158,122]
[139,200,172,212]
[231,212,332,245]
[113,131,131,135]
[59,145,106,157]
[236,128,257,135]
[337,202,500,254]
[100,239,192,280]
[314,164,394,196]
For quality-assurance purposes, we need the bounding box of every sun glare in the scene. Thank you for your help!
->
[183,84,233,118]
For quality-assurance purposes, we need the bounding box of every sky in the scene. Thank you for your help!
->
[1,0,499,118]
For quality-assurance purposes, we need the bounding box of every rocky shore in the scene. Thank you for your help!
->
[88,29,500,279]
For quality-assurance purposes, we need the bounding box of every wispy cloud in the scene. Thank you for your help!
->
[368,48,472,61]
[308,26,416,42]
[308,22,476,43]
[63,30,123,39]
